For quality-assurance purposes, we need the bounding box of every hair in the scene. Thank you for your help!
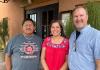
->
[22,18,36,26]
[72,6,88,16]
[49,19,66,37]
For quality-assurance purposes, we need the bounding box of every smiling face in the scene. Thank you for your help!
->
[73,7,88,31]
[50,22,61,37]
[22,21,35,36]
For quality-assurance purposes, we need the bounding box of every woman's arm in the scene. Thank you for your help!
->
[60,55,68,70]
[60,38,69,70]
[5,54,12,70]
[41,47,49,70]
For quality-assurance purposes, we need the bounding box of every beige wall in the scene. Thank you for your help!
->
[0,0,24,38]
[59,0,100,12]
[0,0,59,38]
[59,0,86,12]
[25,0,87,12]
[26,0,58,10]
[0,0,94,38]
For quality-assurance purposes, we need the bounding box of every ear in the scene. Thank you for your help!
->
[86,15,88,21]
[33,26,36,30]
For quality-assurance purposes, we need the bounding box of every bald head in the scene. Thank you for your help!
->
[72,6,88,31]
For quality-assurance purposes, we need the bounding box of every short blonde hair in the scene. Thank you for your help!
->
[72,6,88,15]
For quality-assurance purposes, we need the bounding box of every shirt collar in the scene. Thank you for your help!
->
[73,25,91,38]
[79,25,91,34]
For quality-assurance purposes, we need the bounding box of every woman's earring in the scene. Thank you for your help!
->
[59,33,61,36]
[50,33,52,35]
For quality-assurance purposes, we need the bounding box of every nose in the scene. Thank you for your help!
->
[77,16,81,20]
[53,28,57,31]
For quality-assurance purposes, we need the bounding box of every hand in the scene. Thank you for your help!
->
[44,67,49,70]
[44,68,49,70]
[60,67,64,70]
[60,66,66,70]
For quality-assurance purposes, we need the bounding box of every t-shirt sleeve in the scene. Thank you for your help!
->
[5,39,14,56]
[94,32,100,60]
[42,38,48,48]
[38,37,43,46]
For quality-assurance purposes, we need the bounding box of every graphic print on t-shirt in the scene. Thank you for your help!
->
[19,41,39,59]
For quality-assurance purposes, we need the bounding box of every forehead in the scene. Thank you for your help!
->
[24,21,33,25]
[51,22,60,26]
[73,8,87,15]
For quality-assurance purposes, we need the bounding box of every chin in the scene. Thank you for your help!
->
[76,26,84,30]
[25,33,33,35]
[52,34,59,37]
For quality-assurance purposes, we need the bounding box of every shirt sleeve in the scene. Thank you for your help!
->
[94,32,100,60]
[42,38,48,48]
[5,38,14,56]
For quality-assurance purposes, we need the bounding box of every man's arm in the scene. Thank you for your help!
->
[5,54,12,70]
[96,60,100,70]
[93,32,100,70]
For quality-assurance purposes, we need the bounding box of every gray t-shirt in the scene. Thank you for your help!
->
[5,34,42,70]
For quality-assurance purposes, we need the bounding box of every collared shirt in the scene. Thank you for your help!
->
[68,25,100,70]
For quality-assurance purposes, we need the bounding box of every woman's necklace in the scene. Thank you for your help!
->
[51,36,64,44]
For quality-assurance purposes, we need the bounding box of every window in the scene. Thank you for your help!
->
[61,11,71,33]
[30,13,37,22]
[30,13,37,33]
